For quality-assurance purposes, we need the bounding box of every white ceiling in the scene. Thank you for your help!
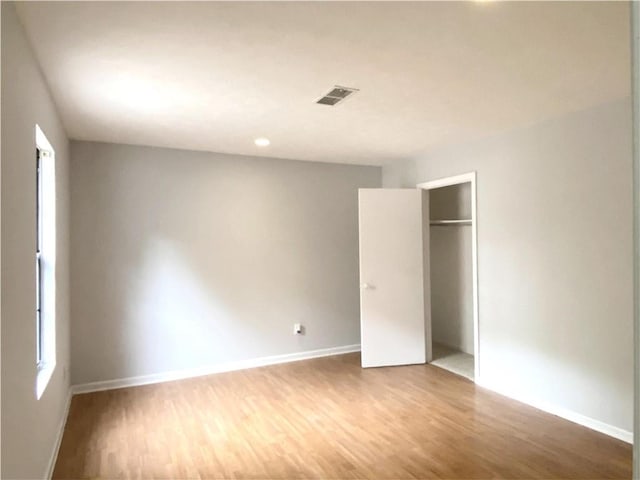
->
[16,1,630,166]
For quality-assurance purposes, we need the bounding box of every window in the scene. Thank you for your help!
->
[35,125,56,399]
[36,147,43,367]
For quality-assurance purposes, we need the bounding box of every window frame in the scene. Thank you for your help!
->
[36,147,44,368]
[35,125,56,399]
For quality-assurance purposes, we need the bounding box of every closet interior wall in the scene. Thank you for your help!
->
[429,183,474,354]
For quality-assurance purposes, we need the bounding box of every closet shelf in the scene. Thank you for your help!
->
[430,219,472,226]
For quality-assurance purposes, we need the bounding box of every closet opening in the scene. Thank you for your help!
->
[418,173,479,382]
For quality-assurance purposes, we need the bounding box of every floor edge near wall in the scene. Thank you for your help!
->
[66,347,630,450]
[476,377,633,444]
[70,344,362,395]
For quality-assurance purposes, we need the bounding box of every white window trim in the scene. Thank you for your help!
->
[35,125,57,400]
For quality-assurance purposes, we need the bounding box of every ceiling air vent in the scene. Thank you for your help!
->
[316,86,359,106]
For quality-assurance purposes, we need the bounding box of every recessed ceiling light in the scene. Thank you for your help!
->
[254,137,270,147]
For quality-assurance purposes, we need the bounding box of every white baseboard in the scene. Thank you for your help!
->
[477,376,633,444]
[45,389,72,479]
[71,344,361,395]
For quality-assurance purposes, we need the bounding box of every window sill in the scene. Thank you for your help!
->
[36,363,56,400]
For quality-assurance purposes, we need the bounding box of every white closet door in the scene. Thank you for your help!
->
[358,189,430,368]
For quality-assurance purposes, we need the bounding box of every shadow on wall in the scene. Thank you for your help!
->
[125,238,239,375]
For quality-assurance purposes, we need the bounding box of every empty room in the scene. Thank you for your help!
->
[2,1,640,479]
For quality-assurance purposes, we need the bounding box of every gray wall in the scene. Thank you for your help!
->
[631,2,640,471]
[429,183,474,354]
[70,141,380,385]
[384,99,634,432]
[1,3,71,478]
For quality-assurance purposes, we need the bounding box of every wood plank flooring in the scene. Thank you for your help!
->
[53,353,632,479]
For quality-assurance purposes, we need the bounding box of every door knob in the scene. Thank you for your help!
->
[360,283,375,290]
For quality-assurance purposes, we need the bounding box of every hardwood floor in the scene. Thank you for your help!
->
[53,353,631,479]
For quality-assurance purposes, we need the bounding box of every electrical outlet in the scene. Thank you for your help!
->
[293,323,303,335]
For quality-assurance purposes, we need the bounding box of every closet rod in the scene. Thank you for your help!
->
[430,219,472,226]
